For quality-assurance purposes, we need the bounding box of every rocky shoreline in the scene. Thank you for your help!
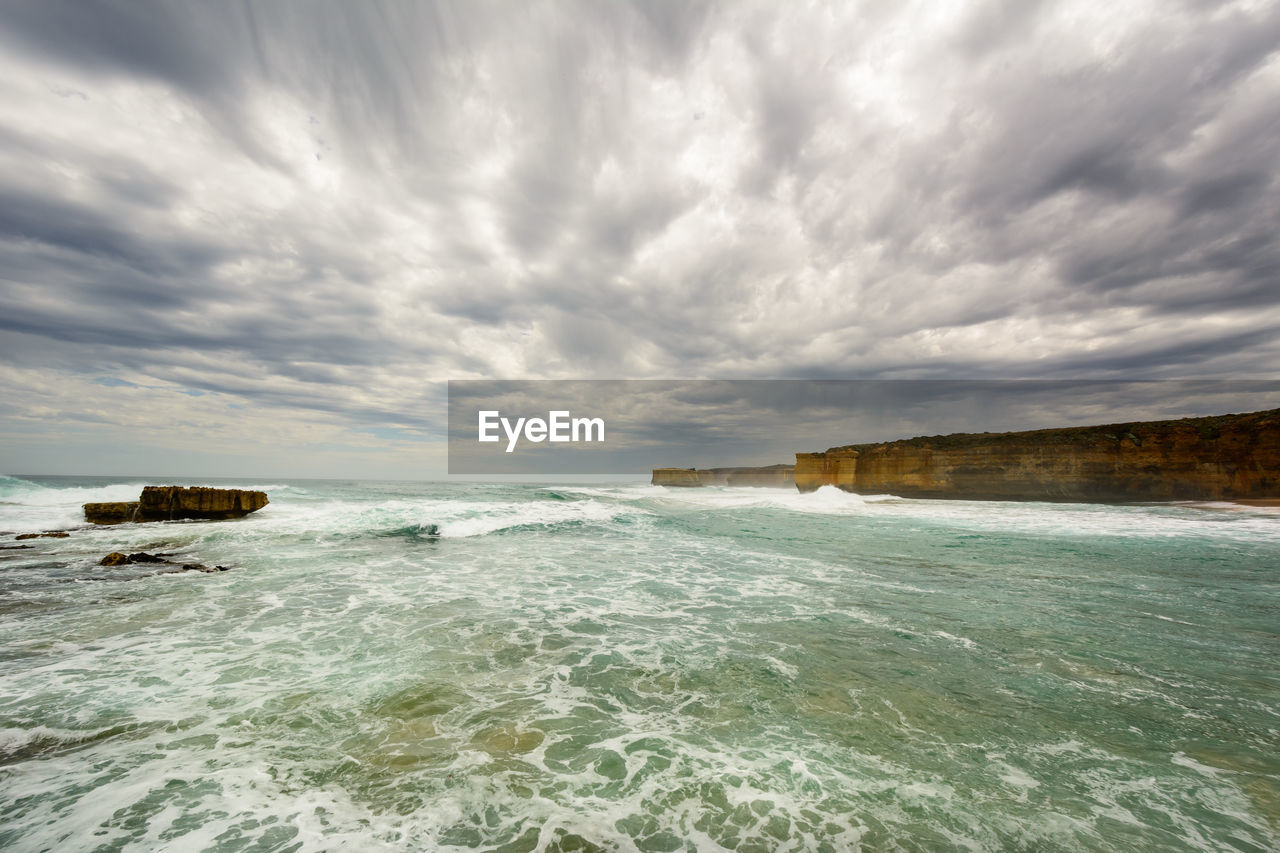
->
[0,486,269,580]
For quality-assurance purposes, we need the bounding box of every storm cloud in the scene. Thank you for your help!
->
[0,1,1277,476]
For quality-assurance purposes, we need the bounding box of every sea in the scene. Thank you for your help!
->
[0,474,1276,852]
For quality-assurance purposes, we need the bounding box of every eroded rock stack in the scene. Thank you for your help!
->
[84,486,269,525]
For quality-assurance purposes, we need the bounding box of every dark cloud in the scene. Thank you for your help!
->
[0,0,239,94]
[0,187,220,279]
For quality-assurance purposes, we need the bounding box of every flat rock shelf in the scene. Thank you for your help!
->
[84,486,268,524]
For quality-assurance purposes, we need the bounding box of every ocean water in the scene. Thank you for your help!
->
[0,474,1277,852]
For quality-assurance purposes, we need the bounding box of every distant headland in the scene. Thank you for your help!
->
[649,465,795,488]
[653,408,1280,502]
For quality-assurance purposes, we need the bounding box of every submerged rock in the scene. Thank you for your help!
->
[175,564,230,574]
[85,486,268,525]
[96,550,172,563]
[15,531,70,540]
[97,551,232,573]
[98,551,169,566]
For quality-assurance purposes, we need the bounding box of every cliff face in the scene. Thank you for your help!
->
[651,468,702,487]
[137,486,268,520]
[652,465,795,488]
[795,409,1280,501]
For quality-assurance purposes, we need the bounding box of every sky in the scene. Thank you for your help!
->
[0,0,1277,478]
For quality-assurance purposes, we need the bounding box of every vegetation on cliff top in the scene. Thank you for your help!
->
[823,408,1280,454]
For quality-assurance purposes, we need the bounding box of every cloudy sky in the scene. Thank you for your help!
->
[1,1,1278,478]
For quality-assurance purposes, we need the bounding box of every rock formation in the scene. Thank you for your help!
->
[97,550,230,571]
[84,486,268,524]
[651,468,702,487]
[98,551,230,573]
[137,486,269,520]
[81,503,140,524]
[795,409,1280,501]
[652,465,795,488]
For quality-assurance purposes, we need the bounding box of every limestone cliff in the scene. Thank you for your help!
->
[652,465,795,488]
[85,486,269,524]
[796,409,1280,501]
[651,468,702,487]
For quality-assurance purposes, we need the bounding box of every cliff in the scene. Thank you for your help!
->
[652,468,701,487]
[85,486,269,524]
[796,409,1280,501]
[652,465,795,488]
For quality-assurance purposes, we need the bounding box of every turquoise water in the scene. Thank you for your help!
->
[0,474,1276,851]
